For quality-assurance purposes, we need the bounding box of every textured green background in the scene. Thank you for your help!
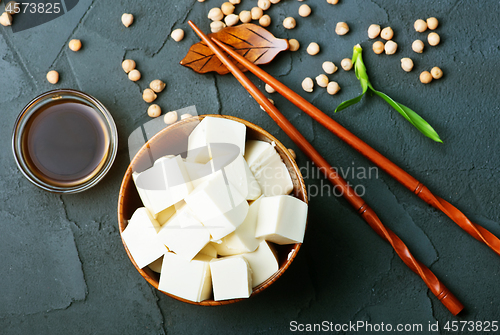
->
[1,0,499,334]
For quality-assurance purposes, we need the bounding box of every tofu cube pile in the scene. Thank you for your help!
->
[122,117,308,302]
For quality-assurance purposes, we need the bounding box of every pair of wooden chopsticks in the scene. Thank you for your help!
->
[188,21,464,315]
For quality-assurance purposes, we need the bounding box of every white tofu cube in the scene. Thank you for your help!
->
[121,208,168,268]
[157,203,211,261]
[244,140,273,167]
[158,253,213,303]
[184,160,214,188]
[133,155,194,216]
[242,241,279,287]
[185,173,249,240]
[255,195,308,244]
[210,256,252,301]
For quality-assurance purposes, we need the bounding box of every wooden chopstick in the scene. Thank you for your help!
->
[187,20,463,316]
[209,35,500,259]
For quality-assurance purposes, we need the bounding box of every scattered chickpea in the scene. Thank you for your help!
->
[427,17,439,30]
[288,148,297,160]
[419,71,433,84]
[412,39,425,53]
[431,66,443,79]
[150,79,166,93]
[259,15,271,27]
[229,0,241,4]
[270,0,280,4]
[221,2,235,15]
[68,39,82,52]
[265,84,276,94]
[240,11,252,23]
[298,4,311,17]
[341,58,353,71]
[0,12,12,26]
[5,1,18,15]
[384,40,398,55]
[372,41,384,54]
[260,98,274,111]
[121,13,134,27]
[306,42,320,55]
[367,24,381,39]
[428,32,440,46]
[258,0,271,11]
[327,81,341,95]
[148,104,162,118]
[414,19,427,32]
[122,59,136,73]
[210,21,226,33]
[208,8,224,21]
[289,39,300,51]
[400,58,414,72]
[164,111,178,125]
[171,28,184,42]
[283,17,296,29]
[198,0,206,2]
[302,77,314,92]
[335,22,349,35]
[326,0,339,4]
[251,7,263,20]
[181,113,193,120]
[143,89,157,103]
[315,74,329,88]
[128,69,141,81]
[380,27,394,40]
[322,61,337,74]
[46,70,59,84]
[225,14,239,27]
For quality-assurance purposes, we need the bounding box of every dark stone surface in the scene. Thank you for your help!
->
[1,0,499,334]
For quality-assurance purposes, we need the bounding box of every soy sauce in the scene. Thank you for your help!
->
[21,99,109,187]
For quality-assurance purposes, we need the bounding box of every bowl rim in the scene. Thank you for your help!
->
[117,114,308,305]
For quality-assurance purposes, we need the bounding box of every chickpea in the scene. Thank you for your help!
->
[298,4,311,17]
[419,71,433,84]
[289,39,300,51]
[384,40,398,55]
[171,28,184,42]
[148,104,162,118]
[260,98,274,111]
[122,59,136,73]
[143,89,157,103]
[121,13,134,27]
[224,14,239,27]
[335,22,349,36]
[270,0,280,3]
[322,61,337,74]
[315,74,329,88]
[164,111,178,125]
[283,17,296,29]
[221,2,235,15]
[306,42,320,55]
[327,81,340,95]
[412,39,424,53]
[288,148,297,160]
[341,58,353,71]
[258,0,271,10]
[431,66,443,79]
[367,24,381,39]
[380,27,393,40]
[400,58,414,72]
[5,2,18,15]
[414,19,427,32]
[326,0,339,4]
[150,80,166,93]
[265,84,276,94]
[240,11,252,23]
[229,0,241,4]
[181,113,193,120]
[428,32,440,46]
[0,12,12,26]
[259,15,271,27]
[302,77,314,92]
[208,8,224,21]
[372,41,384,54]
[250,7,263,21]
[427,17,439,30]
[128,69,141,81]
[68,39,82,52]
[46,70,59,84]
[198,0,206,2]
[210,21,226,33]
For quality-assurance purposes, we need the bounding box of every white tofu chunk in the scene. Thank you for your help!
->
[255,195,308,244]
[185,173,249,240]
[210,256,252,301]
[242,241,279,287]
[158,253,213,303]
[155,205,176,226]
[213,197,263,256]
[244,140,273,167]
[184,161,214,188]
[121,208,168,268]
[133,155,194,216]
[157,203,211,261]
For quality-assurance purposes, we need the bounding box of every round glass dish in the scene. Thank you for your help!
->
[12,89,118,194]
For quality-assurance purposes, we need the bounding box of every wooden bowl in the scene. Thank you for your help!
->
[117,114,308,305]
